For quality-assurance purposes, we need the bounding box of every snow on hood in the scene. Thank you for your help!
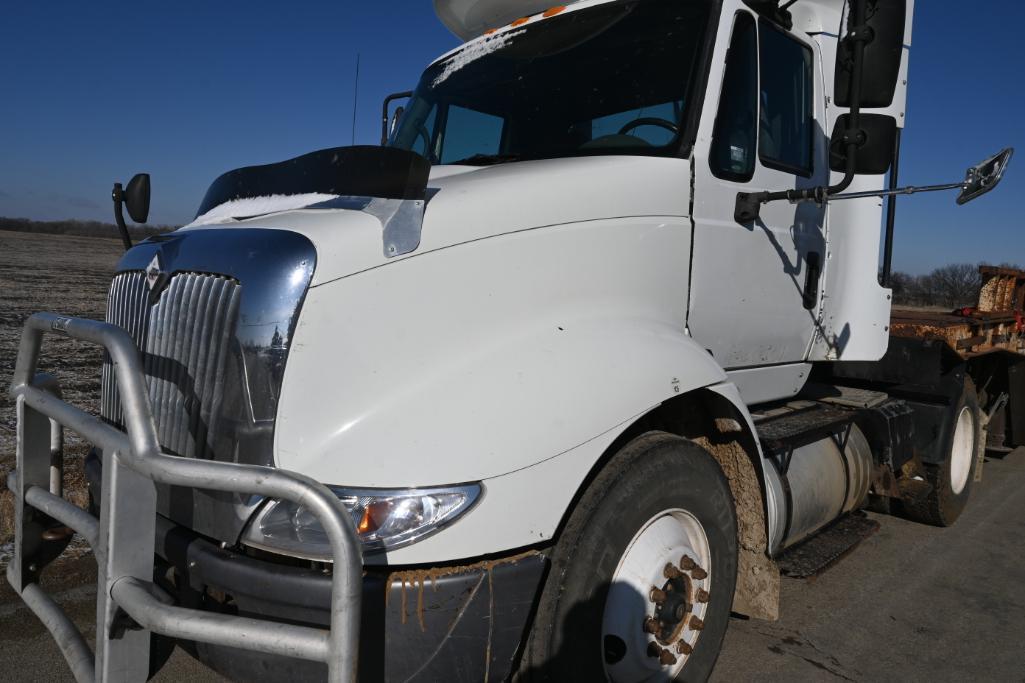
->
[184,193,338,228]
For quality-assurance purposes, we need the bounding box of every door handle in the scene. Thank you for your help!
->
[803,251,821,310]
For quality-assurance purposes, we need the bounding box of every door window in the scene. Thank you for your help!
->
[758,20,814,176]
[709,13,758,181]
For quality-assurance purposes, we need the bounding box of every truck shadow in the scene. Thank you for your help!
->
[516,579,656,682]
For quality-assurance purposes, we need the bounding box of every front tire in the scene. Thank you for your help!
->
[519,432,738,682]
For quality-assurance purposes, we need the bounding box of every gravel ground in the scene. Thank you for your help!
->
[0,230,122,545]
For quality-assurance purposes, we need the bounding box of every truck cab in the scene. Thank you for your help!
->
[7,1,1017,681]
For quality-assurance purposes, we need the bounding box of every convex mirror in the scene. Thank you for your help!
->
[957,148,1014,205]
[124,173,150,223]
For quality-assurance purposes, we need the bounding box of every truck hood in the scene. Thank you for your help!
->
[179,155,690,286]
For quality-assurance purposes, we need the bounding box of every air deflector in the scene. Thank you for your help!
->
[197,146,431,217]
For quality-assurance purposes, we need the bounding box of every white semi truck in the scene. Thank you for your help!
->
[6,0,1017,681]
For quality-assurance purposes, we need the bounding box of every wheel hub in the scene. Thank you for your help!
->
[650,564,692,643]
[601,510,712,681]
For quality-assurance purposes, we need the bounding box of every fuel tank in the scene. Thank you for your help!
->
[759,414,874,553]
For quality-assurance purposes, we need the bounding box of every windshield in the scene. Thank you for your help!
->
[390,0,713,166]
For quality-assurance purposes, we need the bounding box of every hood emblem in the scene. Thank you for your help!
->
[145,253,168,299]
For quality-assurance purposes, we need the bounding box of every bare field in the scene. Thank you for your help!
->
[0,230,123,544]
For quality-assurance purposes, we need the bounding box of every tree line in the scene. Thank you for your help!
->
[889,262,1022,309]
[0,216,176,240]
[1,216,1016,311]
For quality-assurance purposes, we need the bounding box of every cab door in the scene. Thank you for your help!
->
[688,9,828,370]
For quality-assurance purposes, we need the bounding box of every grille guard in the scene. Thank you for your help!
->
[6,313,362,682]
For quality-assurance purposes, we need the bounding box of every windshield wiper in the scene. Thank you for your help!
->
[447,153,522,166]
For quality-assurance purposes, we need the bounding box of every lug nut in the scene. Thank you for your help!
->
[663,563,683,579]
[647,642,663,659]
[680,555,697,570]
[649,587,667,603]
[42,526,74,542]
[691,567,708,581]
[643,617,660,634]
[676,640,694,656]
[688,616,705,631]
[659,649,678,666]
[696,588,710,604]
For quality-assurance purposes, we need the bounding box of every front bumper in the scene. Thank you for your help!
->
[87,452,547,682]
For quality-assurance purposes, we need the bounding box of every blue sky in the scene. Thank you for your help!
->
[0,0,1021,274]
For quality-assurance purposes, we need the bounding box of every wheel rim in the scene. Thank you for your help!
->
[950,406,975,495]
[601,509,712,682]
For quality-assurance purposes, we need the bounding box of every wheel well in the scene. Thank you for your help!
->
[553,389,780,621]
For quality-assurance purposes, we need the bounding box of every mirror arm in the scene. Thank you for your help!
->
[381,91,414,146]
[735,0,871,223]
[111,183,133,252]
[824,182,964,202]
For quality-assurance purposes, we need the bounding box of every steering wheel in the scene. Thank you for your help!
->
[617,117,679,136]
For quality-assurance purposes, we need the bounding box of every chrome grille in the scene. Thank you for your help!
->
[101,272,149,425]
[101,271,241,459]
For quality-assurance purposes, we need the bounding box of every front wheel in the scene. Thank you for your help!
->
[519,432,738,682]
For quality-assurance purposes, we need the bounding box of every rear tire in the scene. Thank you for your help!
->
[905,378,982,526]
[518,432,738,682]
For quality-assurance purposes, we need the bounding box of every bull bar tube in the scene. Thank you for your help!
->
[5,313,362,682]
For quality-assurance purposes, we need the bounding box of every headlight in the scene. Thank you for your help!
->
[240,484,482,559]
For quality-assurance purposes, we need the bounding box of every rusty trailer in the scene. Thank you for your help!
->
[890,266,1025,357]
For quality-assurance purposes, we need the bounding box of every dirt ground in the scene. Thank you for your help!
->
[0,230,122,546]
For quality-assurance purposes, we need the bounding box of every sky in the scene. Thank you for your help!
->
[0,0,1022,274]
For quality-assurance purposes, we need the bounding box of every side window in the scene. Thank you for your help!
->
[411,105,438,161]
[392,99,439,162]
[758,20,814,175]
[710,13,758,181]
[439,105,505,164]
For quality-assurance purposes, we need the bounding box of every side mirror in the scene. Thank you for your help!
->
[381,90,413,145]
[390,105,405,140]
[835,0,907,108]
[829,114,897,175]
[124,173,151,223]
[957,148,1014,205]
[111,172,150,251]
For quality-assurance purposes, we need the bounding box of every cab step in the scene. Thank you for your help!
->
[753,401,857,455]
[776,513,881,579]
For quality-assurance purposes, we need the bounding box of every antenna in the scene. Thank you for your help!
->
[351,53,361,146]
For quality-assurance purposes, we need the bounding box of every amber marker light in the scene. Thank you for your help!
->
[543,5,567,17]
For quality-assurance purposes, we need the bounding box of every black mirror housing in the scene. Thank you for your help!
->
[829,114,897,175]
[124,173,150,224]
[381,91,413,145]
[957,148,1014,205]
[835,0,907,108]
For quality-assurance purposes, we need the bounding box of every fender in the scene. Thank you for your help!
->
[277,214,709,485]
[275,216,759,563]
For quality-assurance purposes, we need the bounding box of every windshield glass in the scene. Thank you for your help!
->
[390,0,713,165]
